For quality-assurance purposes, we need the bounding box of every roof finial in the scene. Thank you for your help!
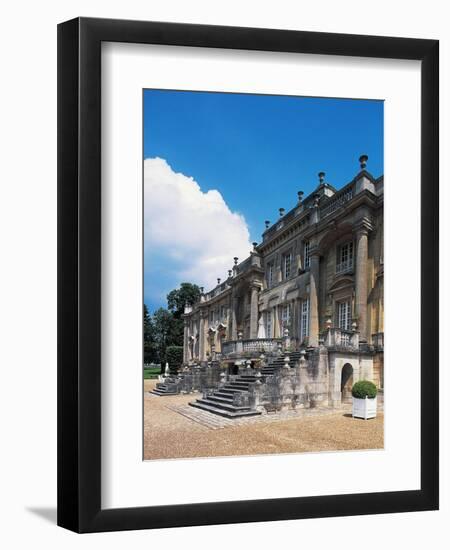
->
[252,242,258,250]
[217,278,221,285]
[297,190,304,204]
[233,257,239,265]
[264,220,270,229]
[279,207,285,217]
[318,171,325,184]
[359,154,368,170]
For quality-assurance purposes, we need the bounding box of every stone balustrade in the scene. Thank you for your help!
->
[319,183,354,218]
[336,258,354,274]
[324,327,359,350]
[221,338,282,357]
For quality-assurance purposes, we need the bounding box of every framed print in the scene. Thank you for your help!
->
[57,17,439,532]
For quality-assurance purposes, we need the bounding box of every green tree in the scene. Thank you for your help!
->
[151,307,175,363]
[167,282,201,318]
[143,282,200,372]
[165,345,184,374]
[143,304,158,364]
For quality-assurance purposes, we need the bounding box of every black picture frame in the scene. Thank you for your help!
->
[57,17,439,533]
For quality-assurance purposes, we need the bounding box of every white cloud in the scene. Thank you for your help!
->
[144,158,252,295]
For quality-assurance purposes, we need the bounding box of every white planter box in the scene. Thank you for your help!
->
[352,396,377,419]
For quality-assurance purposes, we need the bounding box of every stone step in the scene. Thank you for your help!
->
[218,388,247,396]
[194,398,253,412]
[206,394,235,405]
[151,389,178,396]
[224,382,248,391]
[189,401,261,418]
[213,390,239,399]
[224,386,250,392]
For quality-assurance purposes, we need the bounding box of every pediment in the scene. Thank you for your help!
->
[329,275,354,293]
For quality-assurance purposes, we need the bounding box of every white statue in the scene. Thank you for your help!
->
[257,315,266,339]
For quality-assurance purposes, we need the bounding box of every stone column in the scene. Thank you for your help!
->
[273,305,280,338]
[308,250,320,347]
[198,312,206,361]
[183,320,189,363]
[355,224,370,342]
[249,284,259,339]
[231,293,238,340]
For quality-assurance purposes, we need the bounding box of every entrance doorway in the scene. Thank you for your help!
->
[341,363,354,403]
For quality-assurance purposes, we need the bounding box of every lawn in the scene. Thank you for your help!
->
[143,366,162,379]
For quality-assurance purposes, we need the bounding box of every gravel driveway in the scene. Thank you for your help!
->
[144,380,384,460]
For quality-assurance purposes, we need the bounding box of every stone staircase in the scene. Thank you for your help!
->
[150,380,179,397]
[263,351,302,375]
[189,351,303,418]
[151,381,179,396]
[189,371,261,418]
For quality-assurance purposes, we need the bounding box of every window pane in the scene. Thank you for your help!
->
[338,300,351,330]
[304,241,310,269]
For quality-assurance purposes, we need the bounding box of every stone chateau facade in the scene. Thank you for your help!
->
[153,155,383,416]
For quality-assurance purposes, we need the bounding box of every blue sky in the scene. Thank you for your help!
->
[143,90,383,311]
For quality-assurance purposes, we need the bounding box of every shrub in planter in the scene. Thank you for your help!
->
[351,380,377,399]
[351,380,377,419]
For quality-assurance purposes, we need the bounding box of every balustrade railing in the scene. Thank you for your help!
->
[221,338,282,356]
[320,184,354,218]
[324,327,358,349]
[242,338,280,353]
[336,258,354,274]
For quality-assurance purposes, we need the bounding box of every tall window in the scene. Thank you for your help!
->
[337,300,351,331]
[283,252,292,279]
[265,310,273,338]
[304,241,310,269]
[337,241,354,273]
[267,261,274,288]
[300,298,309,340]
[281,303,291,328]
